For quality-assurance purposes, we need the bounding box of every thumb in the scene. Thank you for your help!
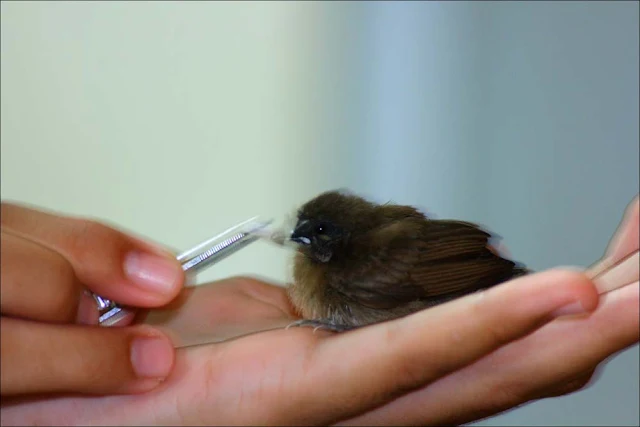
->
[1,317,175,396]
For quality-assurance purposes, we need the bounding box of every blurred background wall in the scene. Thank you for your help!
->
[2,1,638,425]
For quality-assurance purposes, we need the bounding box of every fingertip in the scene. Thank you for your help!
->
[493,268,600,319]
[129,234,181,262]
[605,195,640,261]
[125,377,166,394]
[123,251,184,303]
[130,332,175,379]
[545,268,600,314]
[125,326,176,393]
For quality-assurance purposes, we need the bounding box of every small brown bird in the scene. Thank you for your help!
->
[286,189,530,332]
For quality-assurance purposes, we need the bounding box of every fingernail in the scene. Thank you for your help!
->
[552,301,587,317]
[124,252,181,294]
[131,336,174,379]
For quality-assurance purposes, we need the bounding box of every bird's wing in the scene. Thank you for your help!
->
[339,219,526,310]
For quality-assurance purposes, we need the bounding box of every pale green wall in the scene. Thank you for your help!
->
[1,1,353,285]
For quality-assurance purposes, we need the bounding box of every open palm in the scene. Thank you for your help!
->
[2,198,637,426]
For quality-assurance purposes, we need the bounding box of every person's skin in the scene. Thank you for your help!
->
[1,196,638,426]
[0,202,186,397]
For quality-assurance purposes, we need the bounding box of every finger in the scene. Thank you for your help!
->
[587,195,638,282]
[1,230,84,323]
[303,270,598,424]
[1,229,110,325]
[589,250,639,294]
[344,281,639,426]
[297,270,597,425]
[0,317,175,396]
[532,368,596,399]
[141,276,297,347]
[0,202,184,307]
[605,195,639,262]
[184,269,598,425]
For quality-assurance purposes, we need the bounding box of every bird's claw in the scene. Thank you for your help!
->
[285,319,352,333]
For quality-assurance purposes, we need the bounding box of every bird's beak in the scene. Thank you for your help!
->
[290,219,312,246]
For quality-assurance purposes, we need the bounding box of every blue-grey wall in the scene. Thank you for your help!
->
[347,2,639,425]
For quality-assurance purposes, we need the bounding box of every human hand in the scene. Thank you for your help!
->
[0,202,186,398]
[1,196,637,426]
[342,195,639,425]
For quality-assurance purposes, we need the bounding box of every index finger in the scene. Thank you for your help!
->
[1,202,185,308]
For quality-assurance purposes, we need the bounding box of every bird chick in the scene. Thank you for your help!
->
[286,189,530,332]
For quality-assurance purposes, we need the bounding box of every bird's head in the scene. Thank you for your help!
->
[290,189,377,263]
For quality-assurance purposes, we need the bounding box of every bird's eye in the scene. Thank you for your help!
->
[315,224,326,234]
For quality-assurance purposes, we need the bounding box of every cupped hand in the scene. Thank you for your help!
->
[0,202,186,397]
[346,195,639,425]
[1,196,637,426]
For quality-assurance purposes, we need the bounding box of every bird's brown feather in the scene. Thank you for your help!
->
[288,190,530,329]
